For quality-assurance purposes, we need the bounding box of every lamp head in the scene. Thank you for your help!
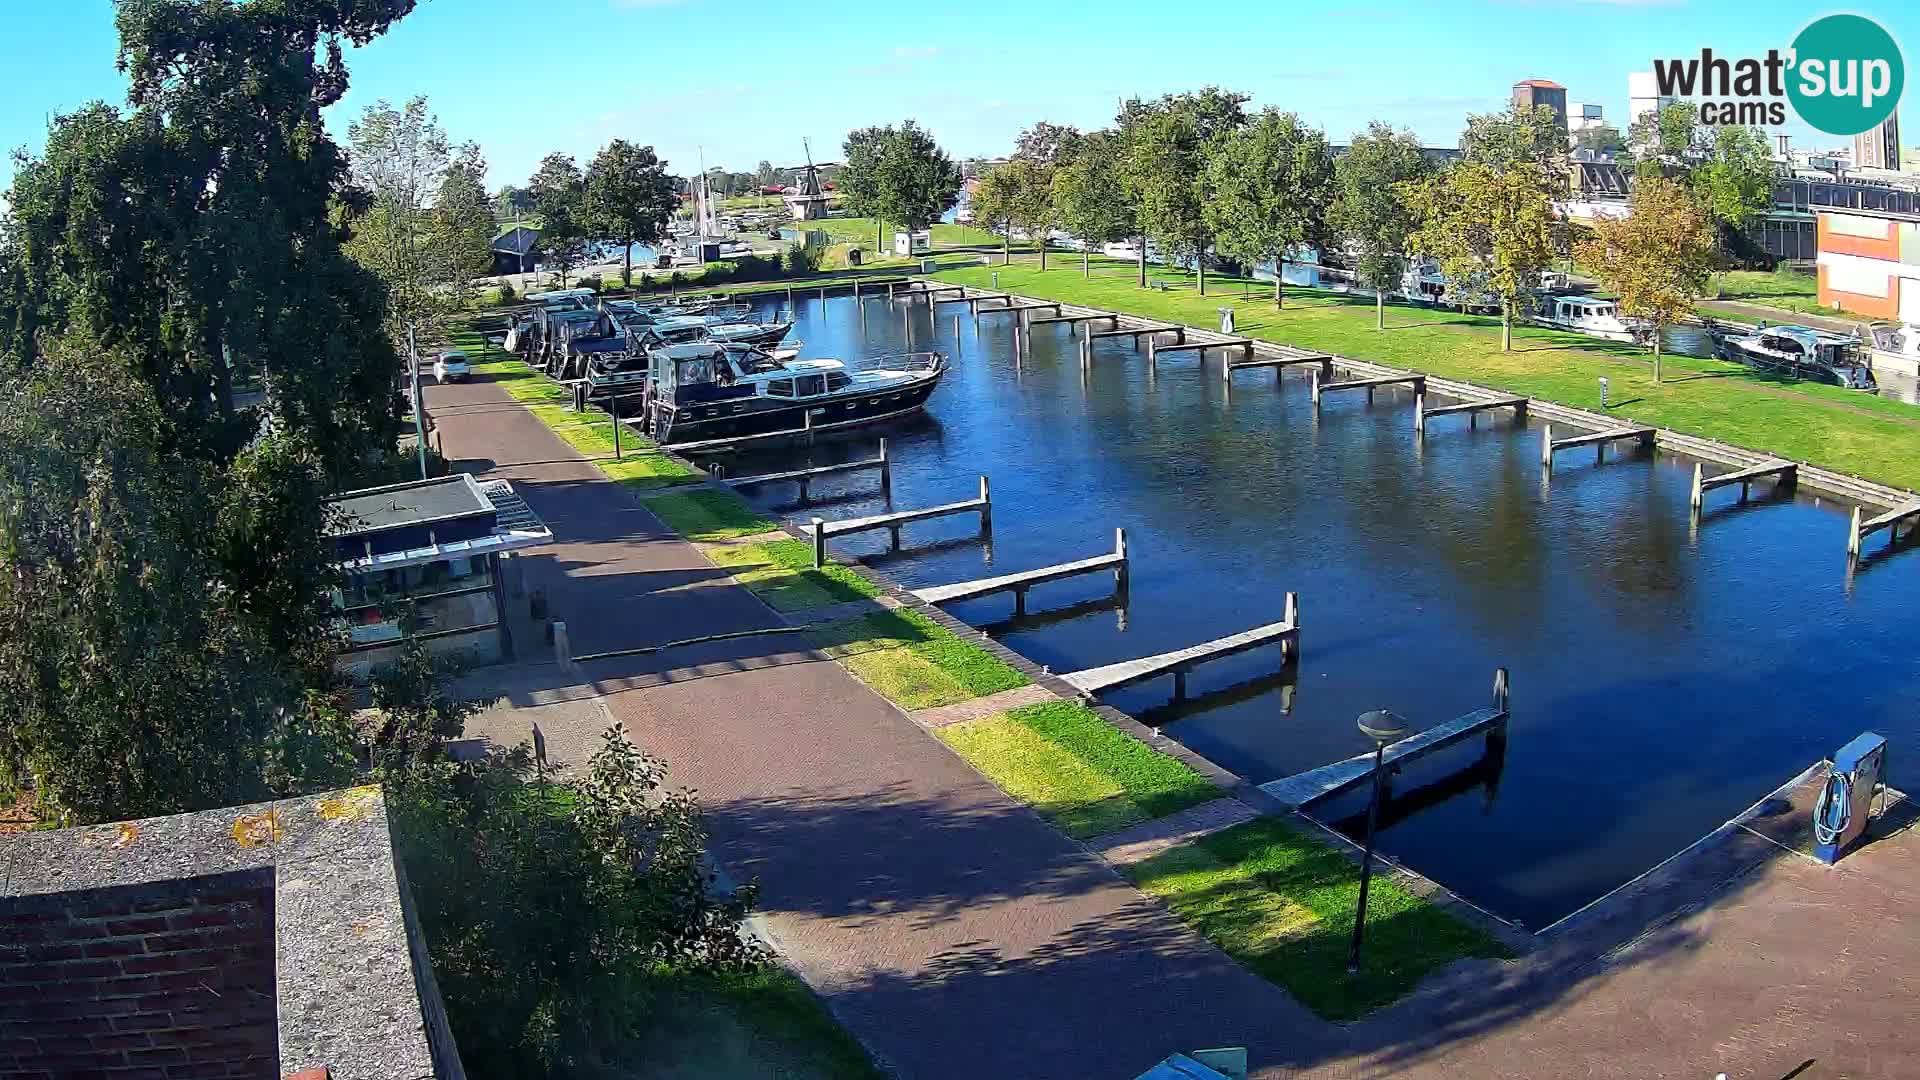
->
[1357,709,1410,746]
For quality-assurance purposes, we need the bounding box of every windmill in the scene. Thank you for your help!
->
[778,139,837,222]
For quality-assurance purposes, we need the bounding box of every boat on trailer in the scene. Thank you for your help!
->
[1718,324,1877,390]
[642,341,946,444]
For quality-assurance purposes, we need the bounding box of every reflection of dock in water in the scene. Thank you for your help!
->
[1320,739,1508,837]
[1138,669,1298,729]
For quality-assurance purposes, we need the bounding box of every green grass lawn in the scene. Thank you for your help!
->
[931,258,1920,490]
[938,701,1218,839]
[1123,817,1512,1020]
[643,489,780,542]
[706,539,883,611]
[1702,267,1855,320]
[616,964,883,1080]
[807,607,1027,709]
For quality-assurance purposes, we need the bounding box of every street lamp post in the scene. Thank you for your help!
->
[1349,708,1410,975]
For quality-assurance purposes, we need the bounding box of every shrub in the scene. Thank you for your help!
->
[784,244,821,275]
[495,280,516,305]
[701,261,735,285]
[731,254,775,282]
[667,270,685,290]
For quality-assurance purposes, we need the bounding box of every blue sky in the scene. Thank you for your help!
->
[1,0,1914,192]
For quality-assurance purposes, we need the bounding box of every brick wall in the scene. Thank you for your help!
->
[1,870,279,1080]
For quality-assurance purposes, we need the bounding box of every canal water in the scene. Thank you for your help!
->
[720,292,1920,930]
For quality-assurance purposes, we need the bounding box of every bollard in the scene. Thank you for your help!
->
[1114,527,1129,591]
[1690,462,1705,513]
[1310,367,1322,407]
[553,620,572,668]
[1281,591,1300,662]
[1848,505,1863,559]
[878,438,892,497]
[1540,424,1555,470]
[812,517,827,568]
[1413,378,1426,436]
[978,475,992,534]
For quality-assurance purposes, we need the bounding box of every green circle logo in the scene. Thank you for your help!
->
[1788,14,1904,136]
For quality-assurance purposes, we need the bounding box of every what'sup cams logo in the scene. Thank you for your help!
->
[1653,14,1904,136]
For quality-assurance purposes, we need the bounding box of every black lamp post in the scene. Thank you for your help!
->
[1349,708,1410,975]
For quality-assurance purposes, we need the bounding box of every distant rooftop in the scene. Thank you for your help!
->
[1515,78,1566,89]
[328,475,552,574]
[0,788,464,1080]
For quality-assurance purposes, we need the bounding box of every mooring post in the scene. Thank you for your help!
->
[1540,423,1555,471]
[1114,527,1130,592]
[1172,669,1187,702]
[804,407,815,445]
[878,438,892,496]
[888,523,902,549]
[812,517,826,568]
[1848,505,1863,559]
[553,621,572,669]
[798,476,811,503]
[978,474,993,534]
[1013,587,1027,616]
[954,314,961,352]
[1490,666,1512,746]
[1282,590,1300,662]
[854,280,860,301]
[1690,462,1705,512]
[1147,334,1157,370]
[1413,378,1427,435]
[1310,367,1322,408]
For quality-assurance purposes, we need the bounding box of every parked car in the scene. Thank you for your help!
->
[433,350,471,383]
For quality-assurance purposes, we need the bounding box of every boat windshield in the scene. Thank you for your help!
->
[735,349,787,375]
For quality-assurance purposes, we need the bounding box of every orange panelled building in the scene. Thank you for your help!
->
[1814,209,1920,322]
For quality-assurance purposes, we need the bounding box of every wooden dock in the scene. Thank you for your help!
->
[1028,312,1121,328]
[1417,393,1530,432]
[1690,460,1795,513]
[1089,325,1185,344]
[1258,668,1511,809]
[1540,423,1656,470]
[913,529,1128,615]
[1153,337,1255,359]
[721,440,891,501]
[1060,594,1299,702]
[811,476,991,566]
[1848,498,1920,558]
[1223,350,1333,382]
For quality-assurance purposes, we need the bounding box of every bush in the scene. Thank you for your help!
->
[730,254,776,282]
[784,244,821,275]
[495,281,516,306]
[577,274,603,293]
[667,270,685,290]
[701,261,735,285]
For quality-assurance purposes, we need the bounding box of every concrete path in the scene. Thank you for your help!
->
[428,362,1920,1080]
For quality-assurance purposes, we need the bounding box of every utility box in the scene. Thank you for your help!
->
[893,230,932,257]
[847,248,863,267]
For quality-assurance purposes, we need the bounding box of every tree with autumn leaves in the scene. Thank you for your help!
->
[1577,177,1718,383]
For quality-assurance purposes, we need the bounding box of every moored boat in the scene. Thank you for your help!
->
[1718,324,1877,390]
[642,342,946,444]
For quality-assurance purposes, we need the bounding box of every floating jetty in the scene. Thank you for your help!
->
[1540,423,1656,471]
[914,529,1128,615]
[811,476,991,566]
[1259,669,1511,809]
[1690,459,1796,513]
[1060,593,1298,702]
[1848,499,1920,558]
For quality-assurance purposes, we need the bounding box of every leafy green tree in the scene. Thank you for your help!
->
[585,140,679,287]
[529,153,590,287]
[1628,101,1701,167]
[1204,108,1334,307]
[344,98,483,341]
[969,164,1021,264]
[1332,122,1433,329]
[0,340,348,824]
[838,125,893,250]
[1119,87,1249,294]
[1053,129,1136,278]
[437,143,498,308]
[1690,125,1775,243]
[755,159,778,188]
[1461,103,1569,192]
[1577,176,1717,382]
[1407,160,1558,350]
[1005,123,1081,269]
[839,120,963,252]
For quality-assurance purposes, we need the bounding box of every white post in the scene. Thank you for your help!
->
[1281,591,1300,662]
[1848,505,1863,559]
[1540,423,1555,470]
[1690,462,1705,513]
[879,438,892,497]
[1114,526,1130,592]
[978,475,992,534]
[1310,367,1322,408]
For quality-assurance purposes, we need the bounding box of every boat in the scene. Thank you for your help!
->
[1533,294,1637,343]
[641,341,946,444]
[1718,324,1877,390]
[615,306,792,348]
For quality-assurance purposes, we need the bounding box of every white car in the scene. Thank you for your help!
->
[433,350,471,383]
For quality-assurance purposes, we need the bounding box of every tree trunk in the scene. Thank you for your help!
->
[1198,249,1207,296]
[1376,289,1385,330]
[1275,258,1284,309]
[1501,301,1512,351]
[1038,236,1047,271]
[1004,228,1012,265]
[1653,327,1663,383]
[1138,237,1147,287]
[623,237,633,288]
[1083,248,1089,278]
[876,220,884,253]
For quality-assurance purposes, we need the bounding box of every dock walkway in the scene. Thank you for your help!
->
[1061,597,1297,700]
[913,530,1127,614]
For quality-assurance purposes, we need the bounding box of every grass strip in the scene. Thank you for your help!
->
[937,701,1216,839]
[627,965,884,1080]
[807,607,1027,709]
[931,259,1920,490]
[707,539,882,611]
[1122,817,1511,1020]
[643,488,779,542]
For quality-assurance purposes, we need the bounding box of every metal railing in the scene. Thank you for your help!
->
[846,350,946,374]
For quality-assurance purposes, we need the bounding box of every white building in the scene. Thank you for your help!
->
[1569,102,1607,133]
[1627,71,1673,127]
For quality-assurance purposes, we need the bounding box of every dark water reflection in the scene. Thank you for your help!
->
[720,293,1920,929]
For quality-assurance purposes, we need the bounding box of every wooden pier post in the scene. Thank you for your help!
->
[1690,463,1705,513]
[853,281,860,301]
[1413,378,1427,435]
[1114,527,1130,592]
[812,517,826,568]
[1310,367,1322,408]
[1281,591,1299,663]
[804,407,815,446]
[879,438,892,497]
[1848,505,1863,559]
[954,315,961,354]
[1147,335,1157,371]
[978,475,993,534]
[1540,424,1554,470]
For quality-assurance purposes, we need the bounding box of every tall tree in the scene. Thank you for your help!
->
[838,120,962,250]
[1053,129,1137,278]
[1628,101,1702,168]
[1008,123,1080,269]
[1690,125,1775,248]
[1119,87,1249,294]
[436,143,497,309]
[755,159,778,188]
[839,125,893,250]
[585,140,678,287]
[1572,123,1628,157]
[529,153,589,287]
[1407,160,1558,351]
[345,98,459,342]
[1461,103,1569,193]
[1577,177,1717,382]
[1203,108,1334,307]
[1332,122,1433,329]
[969,165,1021,264]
